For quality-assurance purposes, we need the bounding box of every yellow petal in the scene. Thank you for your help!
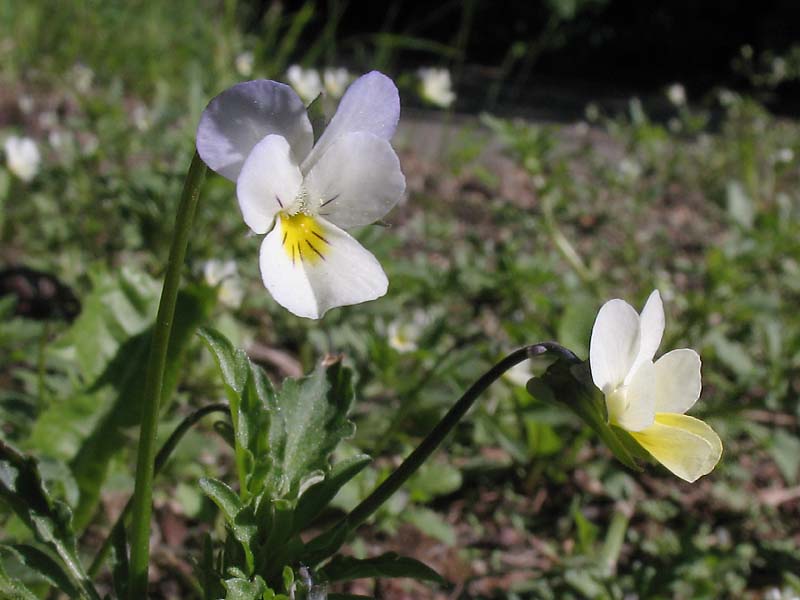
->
[630,413,722,482]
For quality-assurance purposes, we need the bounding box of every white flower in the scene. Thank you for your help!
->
[286,65,322,103]
[203,259,245,309]
[196,71,405,319]
[666,83,686,107]
[589,290,722,482]
[504,360,533,387]
[235,51,254,77]
[323,67,351,98]
[387,310,429,353]
[417,68,455,108]
[4,136,41,182]
[774,147,794,164]
[70,63,94,94]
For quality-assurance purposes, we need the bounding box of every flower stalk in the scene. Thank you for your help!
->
[127,152,206,599]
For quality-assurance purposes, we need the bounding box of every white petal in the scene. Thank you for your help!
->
[301,71,399,174]
[653,349,702,414]
[614,360,656,431]
[631,413,722,482]
[589,298,641,393]
[259,217,387,319]
[197,80,313,181]
[629,290,665,379]
[236,135,303,234]
[304,132,405,228]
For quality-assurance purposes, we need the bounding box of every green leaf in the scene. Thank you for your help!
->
[0,557,38,600]
[0,544,79,597]
[200,478,257,572]
[66,284,214,528]
[293,454,372,533]
[110,522,129,599]
[264,360,356,500]
[318,552,447,586]
[222,574,268,600]
[306,93,328,143]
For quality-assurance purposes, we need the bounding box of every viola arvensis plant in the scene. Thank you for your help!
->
[590,290,722,482]
[196,71,406,318]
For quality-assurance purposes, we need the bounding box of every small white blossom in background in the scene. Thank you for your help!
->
[590,290,722,482]
[417,67,455,108]
[286,65,323,104]
[618,158,642,181]
[323,67,351,98]
[387,310,430,353]
[4,136,41,182]
[131,104,152,132]
[235,51,254,78]
[196,71,405,319]
[17,95,34,115]
[203,259,245,309]
[717,88,739,107]
[774,147,794,164]
[70,63,94,94]
[585,102,600,122]
[666,83,686,107]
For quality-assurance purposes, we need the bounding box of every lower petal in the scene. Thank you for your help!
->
[259,216,387,319]
[630,413,722,482]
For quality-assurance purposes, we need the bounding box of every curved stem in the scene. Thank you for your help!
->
[342,342,577,534]
[127,153,206,598]
[89,403,228,577]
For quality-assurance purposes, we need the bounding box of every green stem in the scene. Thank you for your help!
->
[127,153,206,599]
[341,342,576,535]
[89,403,228,577]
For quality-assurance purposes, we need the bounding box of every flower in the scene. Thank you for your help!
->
[4,136,41,182]
[504,360,533,387]
[589,290,722,482]
[196,71,405,319]
[235,51,254,77]
[387,309,430,353]
[323,67,351,98]
[203,259,245,309]
[286,65,322,104]
[666,83,686,107]
[417,67,455,108]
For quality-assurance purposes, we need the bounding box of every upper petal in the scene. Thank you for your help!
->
[653,349,702,414]
[236,135,303,234]
[630,413,722,482]
[629,290,665,380]
[196,80,313,181]
[590,298,641,393]
[301,71,399,174]
[304,132,406,228]
[259,216,388,319]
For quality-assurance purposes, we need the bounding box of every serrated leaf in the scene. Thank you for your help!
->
[0,544,79,597]
[222,574,268,600]
[265,361,356,500]
[318,552,446,586]
[293,454,372,533]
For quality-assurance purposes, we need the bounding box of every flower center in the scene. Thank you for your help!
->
[279,212,329,266]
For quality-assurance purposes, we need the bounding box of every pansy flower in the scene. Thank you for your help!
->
[589,290,722,482]
[197,71,405,319]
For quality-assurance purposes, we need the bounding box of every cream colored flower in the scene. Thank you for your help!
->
[4,136,41,182]
[203,259,245,309]
[287,65,323,104]
[417,67,455,108]
[323,67,351,98]
[589,290,722,482]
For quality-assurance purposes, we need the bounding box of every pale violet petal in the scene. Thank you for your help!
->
[653,349,702,414]
[301,71,399,174]
[197,80,313,181]
[614,360,656,432]
[631,413,722,482]
[304,132,405,228]
[589,298,641,393]
[629,290,665,379]
[236,135,303,234]
[259,217,388,319]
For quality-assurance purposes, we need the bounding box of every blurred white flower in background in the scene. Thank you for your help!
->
[417,67,456,108]
[504,359,533,387]
[4,135,41,182]
[387,309,431,353]
[287,65,322,103]
[132,104,152,132]
[323,67,351,98]
[774,147,794,164]
[666,83,686,107]
[235,51,254,78]
[618,158,642,181]
[17,95,34,114]
[203,259,245,309]
[70,63,94,94]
